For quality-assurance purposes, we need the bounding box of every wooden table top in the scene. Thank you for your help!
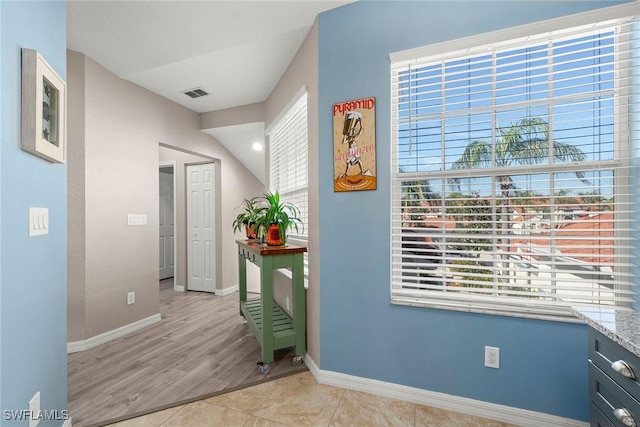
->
[236,239,307,256]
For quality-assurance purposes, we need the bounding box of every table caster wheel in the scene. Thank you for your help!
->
[257,362,270,374]
[291,355,304,366]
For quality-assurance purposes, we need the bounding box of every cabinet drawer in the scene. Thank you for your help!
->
[591,401,616,427]
[590,361,640,427]
[589,328,640,401]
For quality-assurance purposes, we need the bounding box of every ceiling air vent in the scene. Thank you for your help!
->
[182,87,210,99]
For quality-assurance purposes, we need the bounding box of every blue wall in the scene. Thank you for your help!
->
[0,0,3,411]
[1,2,67,426]
[317,1,627,421]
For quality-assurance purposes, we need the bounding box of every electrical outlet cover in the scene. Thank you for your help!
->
[485,346,500,369]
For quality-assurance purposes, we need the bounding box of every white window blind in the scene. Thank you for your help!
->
[391,12,639,321]
[268,92,308,263]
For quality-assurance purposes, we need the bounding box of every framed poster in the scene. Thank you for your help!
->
[333,97,376,192]
[21,48,66,163]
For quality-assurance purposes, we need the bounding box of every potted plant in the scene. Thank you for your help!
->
[232,198,265,240]
[256,191,302,246]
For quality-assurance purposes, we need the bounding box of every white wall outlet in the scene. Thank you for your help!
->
[28,207,49,237]
[485,346,500,369]
[29,391,40,427]
[286,296,290,311]
[127,292,135,305]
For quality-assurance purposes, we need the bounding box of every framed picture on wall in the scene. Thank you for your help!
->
[333,96,376,192]
[21,48,66,164]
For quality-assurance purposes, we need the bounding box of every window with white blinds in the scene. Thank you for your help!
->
[268,92,308,270]
[390,11,639,321]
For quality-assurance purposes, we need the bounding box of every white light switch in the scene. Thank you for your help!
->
[127,214,148,226]
[29,208,49,237]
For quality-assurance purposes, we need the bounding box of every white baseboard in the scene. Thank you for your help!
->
[174,285,185,292]
[67,313,162,353]
[303,355,587,427]
[216,285,238,296]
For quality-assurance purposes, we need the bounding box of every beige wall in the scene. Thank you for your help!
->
[68,51,264,341]
[200,102,265,130]
[264,22,320,364]
[67,50,87,341]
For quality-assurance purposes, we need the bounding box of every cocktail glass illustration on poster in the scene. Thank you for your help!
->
[333,97,376,192]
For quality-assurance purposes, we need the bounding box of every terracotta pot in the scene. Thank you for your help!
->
[265,223,283,246]
[245,224,257,240]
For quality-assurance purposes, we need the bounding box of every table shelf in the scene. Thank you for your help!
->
[241,299,296,349]
[237,239,307,365]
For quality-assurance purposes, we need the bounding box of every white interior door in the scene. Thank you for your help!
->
[186,163,216,293]
[159,168,175,280]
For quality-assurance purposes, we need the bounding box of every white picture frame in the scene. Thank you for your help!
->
[21,48,66,164]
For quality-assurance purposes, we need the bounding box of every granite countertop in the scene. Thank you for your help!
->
[572,306,640,357]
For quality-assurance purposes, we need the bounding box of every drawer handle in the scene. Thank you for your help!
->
[614,408,637,427]
[612,360,636,379]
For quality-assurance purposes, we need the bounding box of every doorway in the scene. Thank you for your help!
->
[158,144,222,294]
[159,163,175,281]
[186,162,216,293]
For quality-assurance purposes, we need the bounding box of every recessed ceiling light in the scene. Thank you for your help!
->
[252,142,263,151]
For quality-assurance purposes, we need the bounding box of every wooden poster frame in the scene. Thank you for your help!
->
[332,97,376,192]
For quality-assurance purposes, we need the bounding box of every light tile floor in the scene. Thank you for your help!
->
[105,371,515,427]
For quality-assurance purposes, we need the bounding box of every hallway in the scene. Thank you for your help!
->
[68,280,306,426]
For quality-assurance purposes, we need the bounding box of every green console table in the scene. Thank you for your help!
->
[236,239,307,374]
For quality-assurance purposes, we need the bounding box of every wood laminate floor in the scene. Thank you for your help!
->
[68,279,307,427]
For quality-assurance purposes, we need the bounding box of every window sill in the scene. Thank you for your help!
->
[275,268,309,290]
[390,297,583,324]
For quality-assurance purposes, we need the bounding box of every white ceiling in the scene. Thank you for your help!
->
[67,0,352,183]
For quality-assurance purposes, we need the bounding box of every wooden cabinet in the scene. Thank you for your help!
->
[236,239,307,372]
[589,328,640,427]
